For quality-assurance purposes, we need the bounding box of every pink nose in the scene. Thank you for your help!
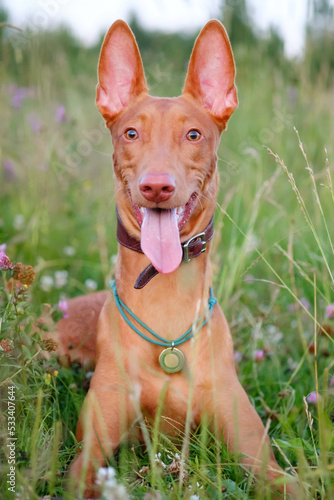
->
[139,173,176,203]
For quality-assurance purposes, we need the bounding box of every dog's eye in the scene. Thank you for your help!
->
[186,129,201,141]
[124,129,138,140]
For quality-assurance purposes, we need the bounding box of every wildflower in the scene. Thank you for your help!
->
[234,350,242,363]
[306,391,321,404]
[27,113,42,133]
[39,338,58,352]
[330,376,334,387]
[254,349,265,362]
[55,270,68,288]
[0,251,13,270]
[9,85,35,108]
[300,298,311,310]
[278,388,292,399]
[44,373,52,385]
[154,452,166,468]
[53,370,58,377]
[288,298,310,312]
[58,299,69,319]
[0,339,13,355]
[55,105,66,123]
[3,159,16,180]
[96,467,129,500]
[13,214,25,231]
[63,245,76,257]
[85,279,98,290]
[325,304,334,319]
[320,324,334,337]
[13,262,35,286]
[40,275,54,291]
[11,86,26,108]
[266,324,283,343]
[0,243,7,252]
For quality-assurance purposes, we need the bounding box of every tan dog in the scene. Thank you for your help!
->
[56,20,297,498]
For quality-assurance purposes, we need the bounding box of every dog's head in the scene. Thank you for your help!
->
[96,20,237,275]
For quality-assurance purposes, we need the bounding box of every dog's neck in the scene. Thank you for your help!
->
[114,232,213,341]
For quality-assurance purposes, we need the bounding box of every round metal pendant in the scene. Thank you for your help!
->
[159,347,185,374]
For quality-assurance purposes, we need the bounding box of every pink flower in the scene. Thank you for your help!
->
[306,391,321,404]
[254,349,265,362]
[0,251,13,270]
[330,376,334,387]
[58,299,69,319]
[0,243,7,252]
[325,304,334,319]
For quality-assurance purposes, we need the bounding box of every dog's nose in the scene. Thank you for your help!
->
[139,173,176,203]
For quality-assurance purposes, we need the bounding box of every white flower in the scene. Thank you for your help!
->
[85,278,98,290]
[63,245,76,256]
[40,275,54,291]
[55,270,68,288]
[13,214,25,230]
[96,467,129,500]
[154,453,166,468]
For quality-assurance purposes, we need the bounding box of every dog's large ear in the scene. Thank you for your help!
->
[183,20,238,128]
[96,20,148,123]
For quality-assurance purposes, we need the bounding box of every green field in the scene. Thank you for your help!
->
[0,8,334,500]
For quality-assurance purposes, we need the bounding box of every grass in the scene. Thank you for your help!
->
[0,26,334,499]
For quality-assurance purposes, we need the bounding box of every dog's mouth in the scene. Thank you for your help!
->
[130,192,198,274]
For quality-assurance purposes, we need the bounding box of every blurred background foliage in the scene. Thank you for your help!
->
[0,0,333,307]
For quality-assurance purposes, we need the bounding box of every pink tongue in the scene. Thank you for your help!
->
[141,208,182,274]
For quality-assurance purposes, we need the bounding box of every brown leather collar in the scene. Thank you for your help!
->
[116,207,214,289]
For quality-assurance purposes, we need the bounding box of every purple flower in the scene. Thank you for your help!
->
[0,250,13,270]
[28,114,42,133]
[0,243,7,252]
[3,159,16,180]
[306,391,321,404]
[9,85,35,109]
[300,298,311,310]
[330,376,334,387]
[55,105,66,123]
[234,350,242,363]
[254,349,265,361]
[325,304,334,319]
[58,299,69,319]
[11,87,26,108]
[288,297,311,312]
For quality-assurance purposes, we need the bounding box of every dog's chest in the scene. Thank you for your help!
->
[137,374,201,435]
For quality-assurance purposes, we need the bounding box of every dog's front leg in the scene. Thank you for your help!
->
[69,380,135,498]
[196,308,297,498]
[211,378,298,498]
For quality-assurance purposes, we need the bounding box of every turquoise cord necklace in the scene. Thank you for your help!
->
[109,280,217,373]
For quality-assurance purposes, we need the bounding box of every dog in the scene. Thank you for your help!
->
[54,19,297,498]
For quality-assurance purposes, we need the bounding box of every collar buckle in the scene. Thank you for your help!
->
[183,231,206,263]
